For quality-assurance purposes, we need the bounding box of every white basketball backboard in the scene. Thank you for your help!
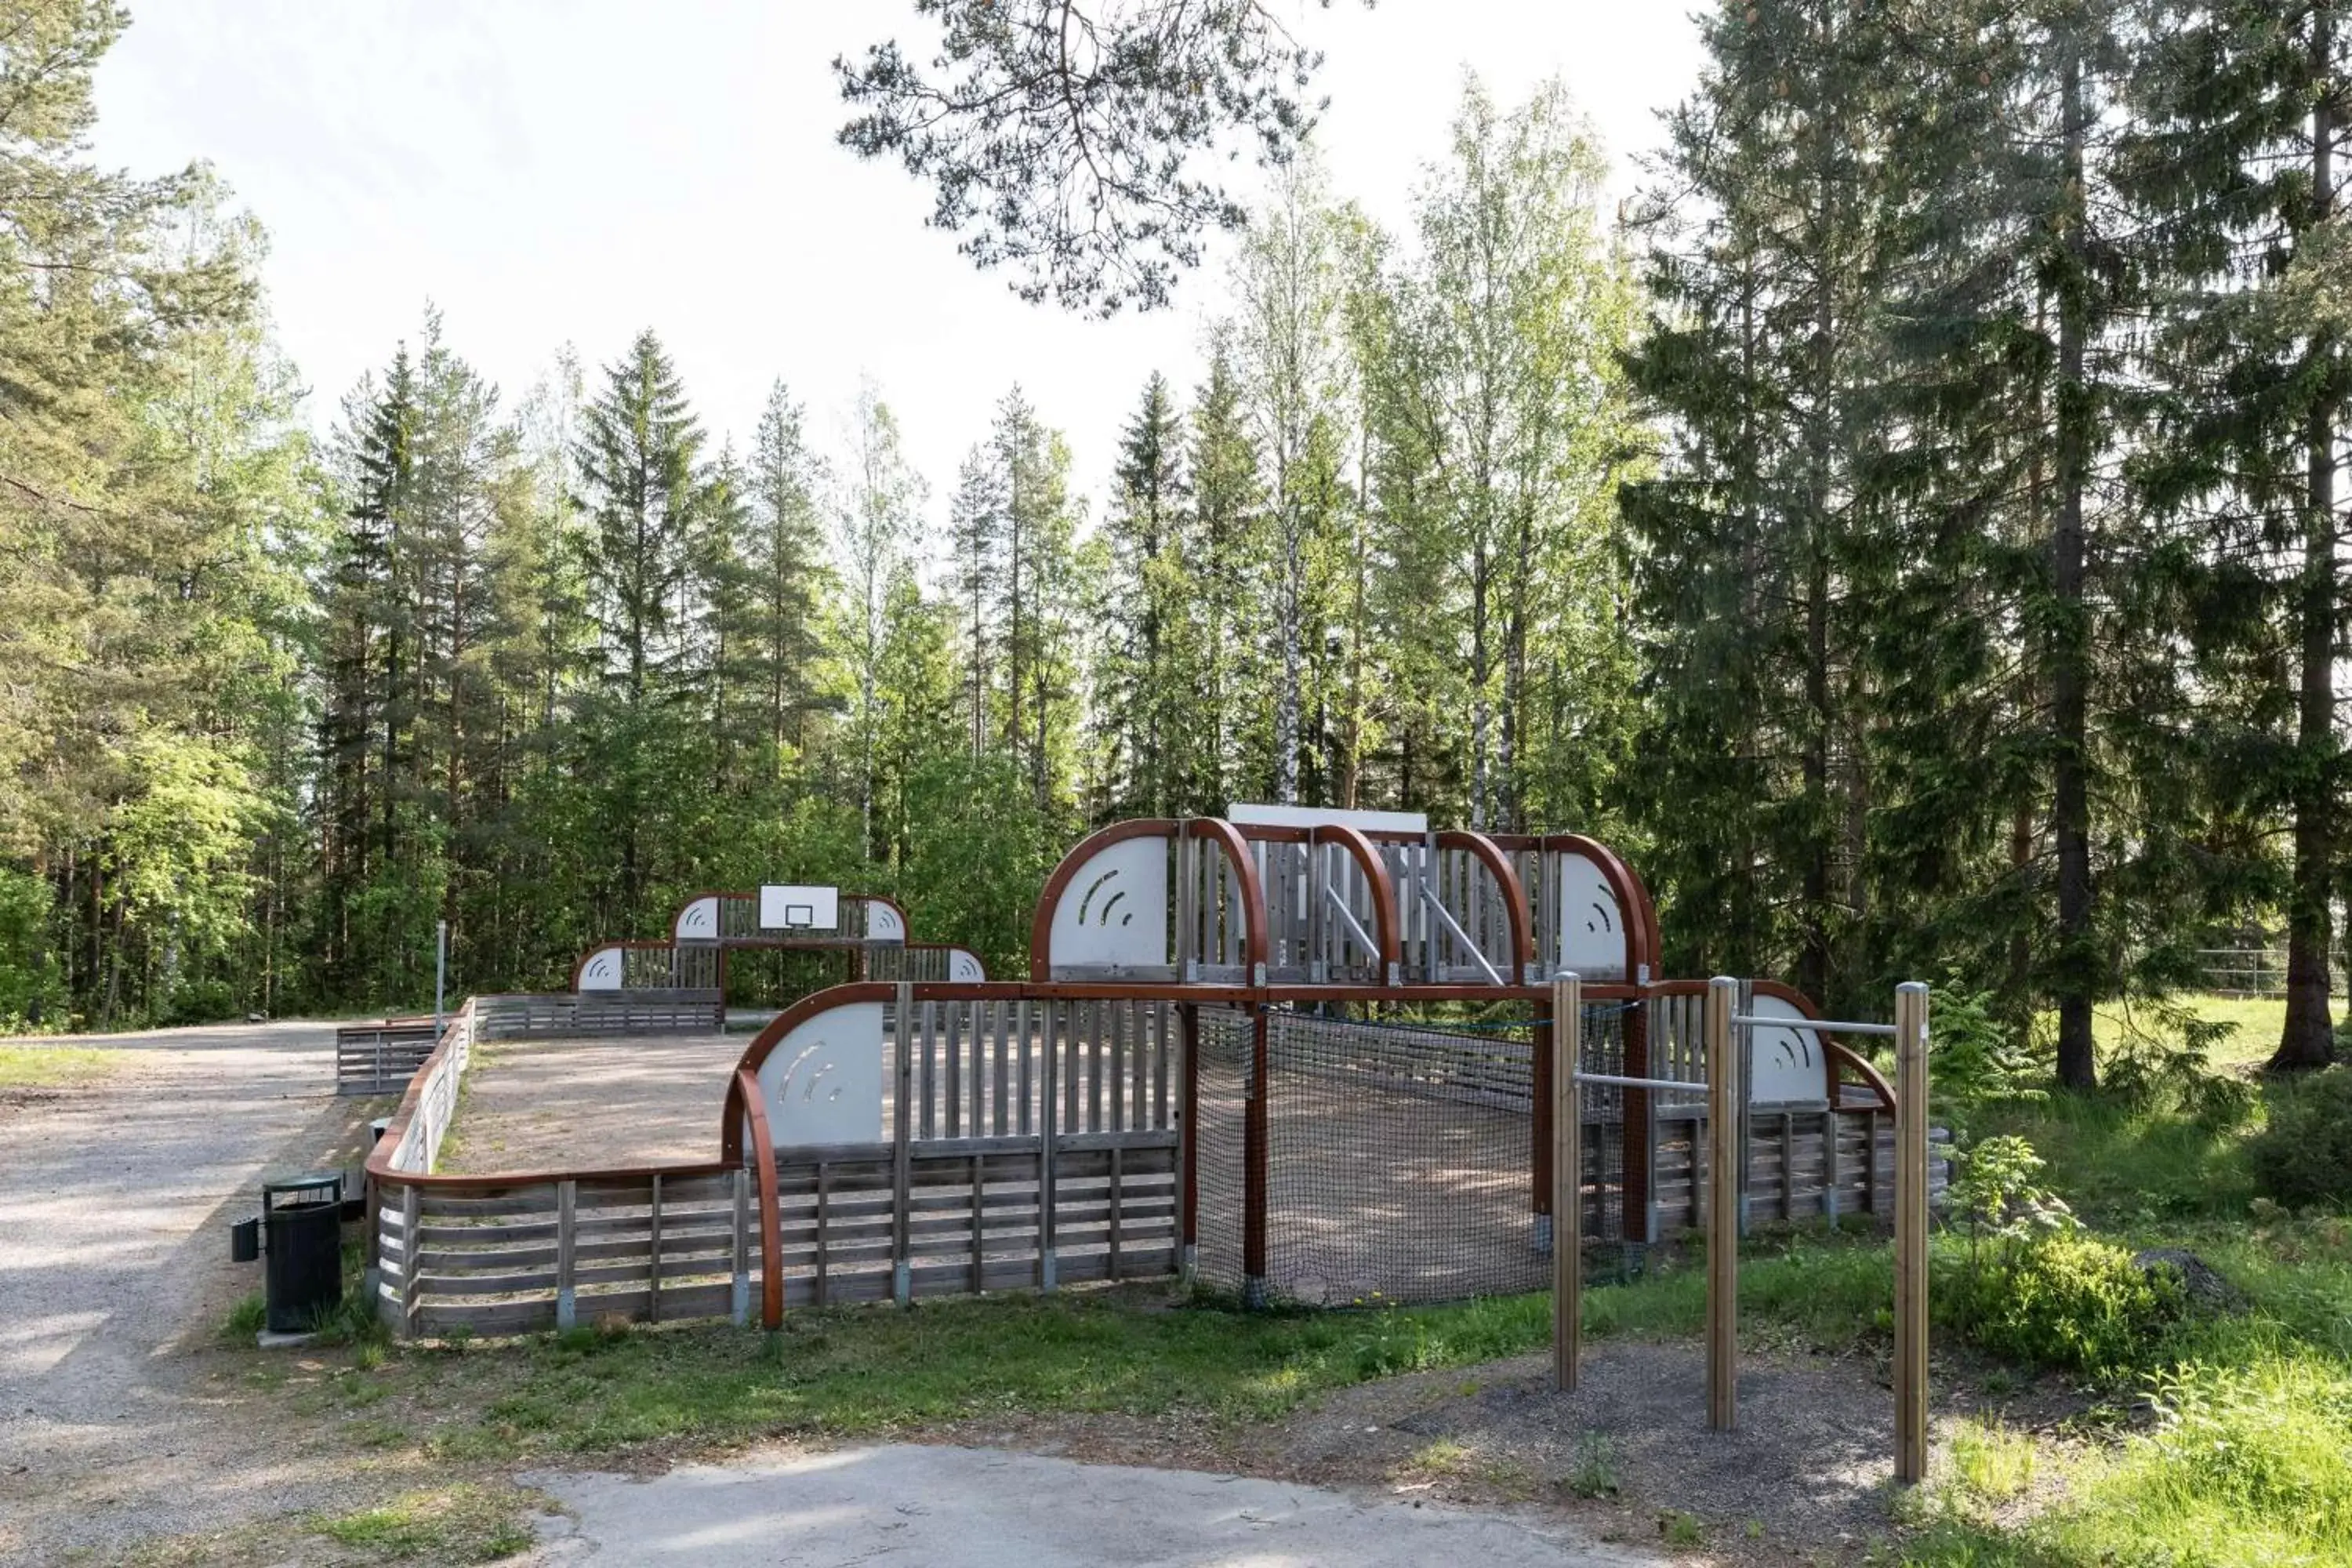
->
[759,884,840,931]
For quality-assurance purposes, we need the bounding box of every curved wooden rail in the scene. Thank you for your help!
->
[1316,822,1403,974]
[735,1065,784,1329]
[1189,818,1271,981]
[1027,818,1178,982]
[1436,829,1534,980]
[1026,818,1272,985]
[1546,833,1661,979]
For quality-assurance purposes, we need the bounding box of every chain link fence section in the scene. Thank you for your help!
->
[1191,1007,1253,1292]
[1189,1004,1643,1306]
[1262,1011,1545,1304]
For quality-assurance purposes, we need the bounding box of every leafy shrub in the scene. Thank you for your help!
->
[1927,985,2045,1115]
[1938,1230,2182,1375]
[2246,1066,2352,1208]
[1936,1134,2181,1374]
[2100,998,2254,1126]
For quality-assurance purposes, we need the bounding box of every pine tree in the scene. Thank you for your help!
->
[1097,372,1189,815]
[744,383,833,760]
[2126,0,2350,1071]
[573,328,712,926]
[1182,346,1261,812]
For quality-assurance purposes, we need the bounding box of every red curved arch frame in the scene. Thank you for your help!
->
[734,1065,784,1329]
[1545,833,1661,981]
[1434,829,1534,980]
[1026,818,1270,984]
[669,888,913,944]
[1315,823,1403,973]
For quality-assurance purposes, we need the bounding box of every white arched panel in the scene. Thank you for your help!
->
[1048,835,1169,971]
[865,900,906,942]
[674,895,720,940]
[576,946,625,990]
[752,1000,887,1148]
[947,947,985,982]
[1555,851,1631,979]
[1747,992,1824,1105]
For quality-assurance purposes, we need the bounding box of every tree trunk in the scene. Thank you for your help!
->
[2052,42,2098,1091]
[2274,13,2340,1073]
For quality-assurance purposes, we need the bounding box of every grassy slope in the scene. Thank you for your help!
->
[1902,996,2352,1566]
[0,1044,121,1087]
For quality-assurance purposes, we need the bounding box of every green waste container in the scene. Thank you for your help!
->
[262,1173,344,1334]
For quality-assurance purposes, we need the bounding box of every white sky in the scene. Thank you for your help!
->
[93,2,1704,554]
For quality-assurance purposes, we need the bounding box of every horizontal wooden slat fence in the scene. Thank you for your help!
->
[371,987,1187,1337]
[376,1167,752,1338]
[335,1021,441,1096]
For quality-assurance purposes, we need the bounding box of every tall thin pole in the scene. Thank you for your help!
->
[1894,980,1931,1482]
[434,919,448,1035]
[1705,975,1740,1432]
[1552,972,1582,1391]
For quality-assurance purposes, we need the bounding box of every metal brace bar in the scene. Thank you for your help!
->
[1573,1070,1709,1095]
[1417,878,1504,985]
[1323,883,1377,959]
[1732,1015,1896,1037]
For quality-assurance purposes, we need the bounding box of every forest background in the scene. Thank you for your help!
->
[5,0,2346,1087]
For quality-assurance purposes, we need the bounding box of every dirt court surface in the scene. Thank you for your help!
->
[440,1030,744,1173]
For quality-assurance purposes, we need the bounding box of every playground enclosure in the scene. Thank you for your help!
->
[360,811,1946,1338]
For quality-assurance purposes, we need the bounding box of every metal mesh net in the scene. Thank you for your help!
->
[1189,1004,1640,1306]
[1261,1010,1547,1305]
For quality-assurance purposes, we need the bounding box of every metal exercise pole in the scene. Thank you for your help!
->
[1552,973,1581,1392]
[1705,975,1740,1432]
[1894,980,1930,1483]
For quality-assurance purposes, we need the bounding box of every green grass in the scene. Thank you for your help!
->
[311,1482,539,1563]
[358,1286,1562,1460]
[0,1044,119,1087]
[2089,993,2285,1074]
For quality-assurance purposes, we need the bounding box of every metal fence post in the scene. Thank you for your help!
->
[1179,1004,1200,1282]
[1243,1005,1270,1309]
[1895,980,1931,1483]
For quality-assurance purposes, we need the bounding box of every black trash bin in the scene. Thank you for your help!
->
[261,1173,345,1334]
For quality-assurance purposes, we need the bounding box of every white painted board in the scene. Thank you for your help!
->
[759,884,840,931]
[1227,802,1429,835]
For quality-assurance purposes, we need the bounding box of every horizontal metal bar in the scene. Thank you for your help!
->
[1732,1015,1896,1036]
[1571,1071,1708,1094]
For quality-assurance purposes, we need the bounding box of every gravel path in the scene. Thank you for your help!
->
[0,1020,375,1564]
[523,1443,1663,1566]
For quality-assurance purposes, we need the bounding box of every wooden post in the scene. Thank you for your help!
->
[1040,999,1060,1290]
[399,1182,421,1338]
[1894,980,1931,1483]
[730,1167,750,1326]
[556,1179,579,1331]
[1705,976,1740,1432]
[647,1172,663,1324]
[1624,982,1654,1243]
[1553,973,1582,1392]
[894,982,914,1306]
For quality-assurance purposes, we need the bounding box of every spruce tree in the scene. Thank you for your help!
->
[2126,0,2349,1070]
